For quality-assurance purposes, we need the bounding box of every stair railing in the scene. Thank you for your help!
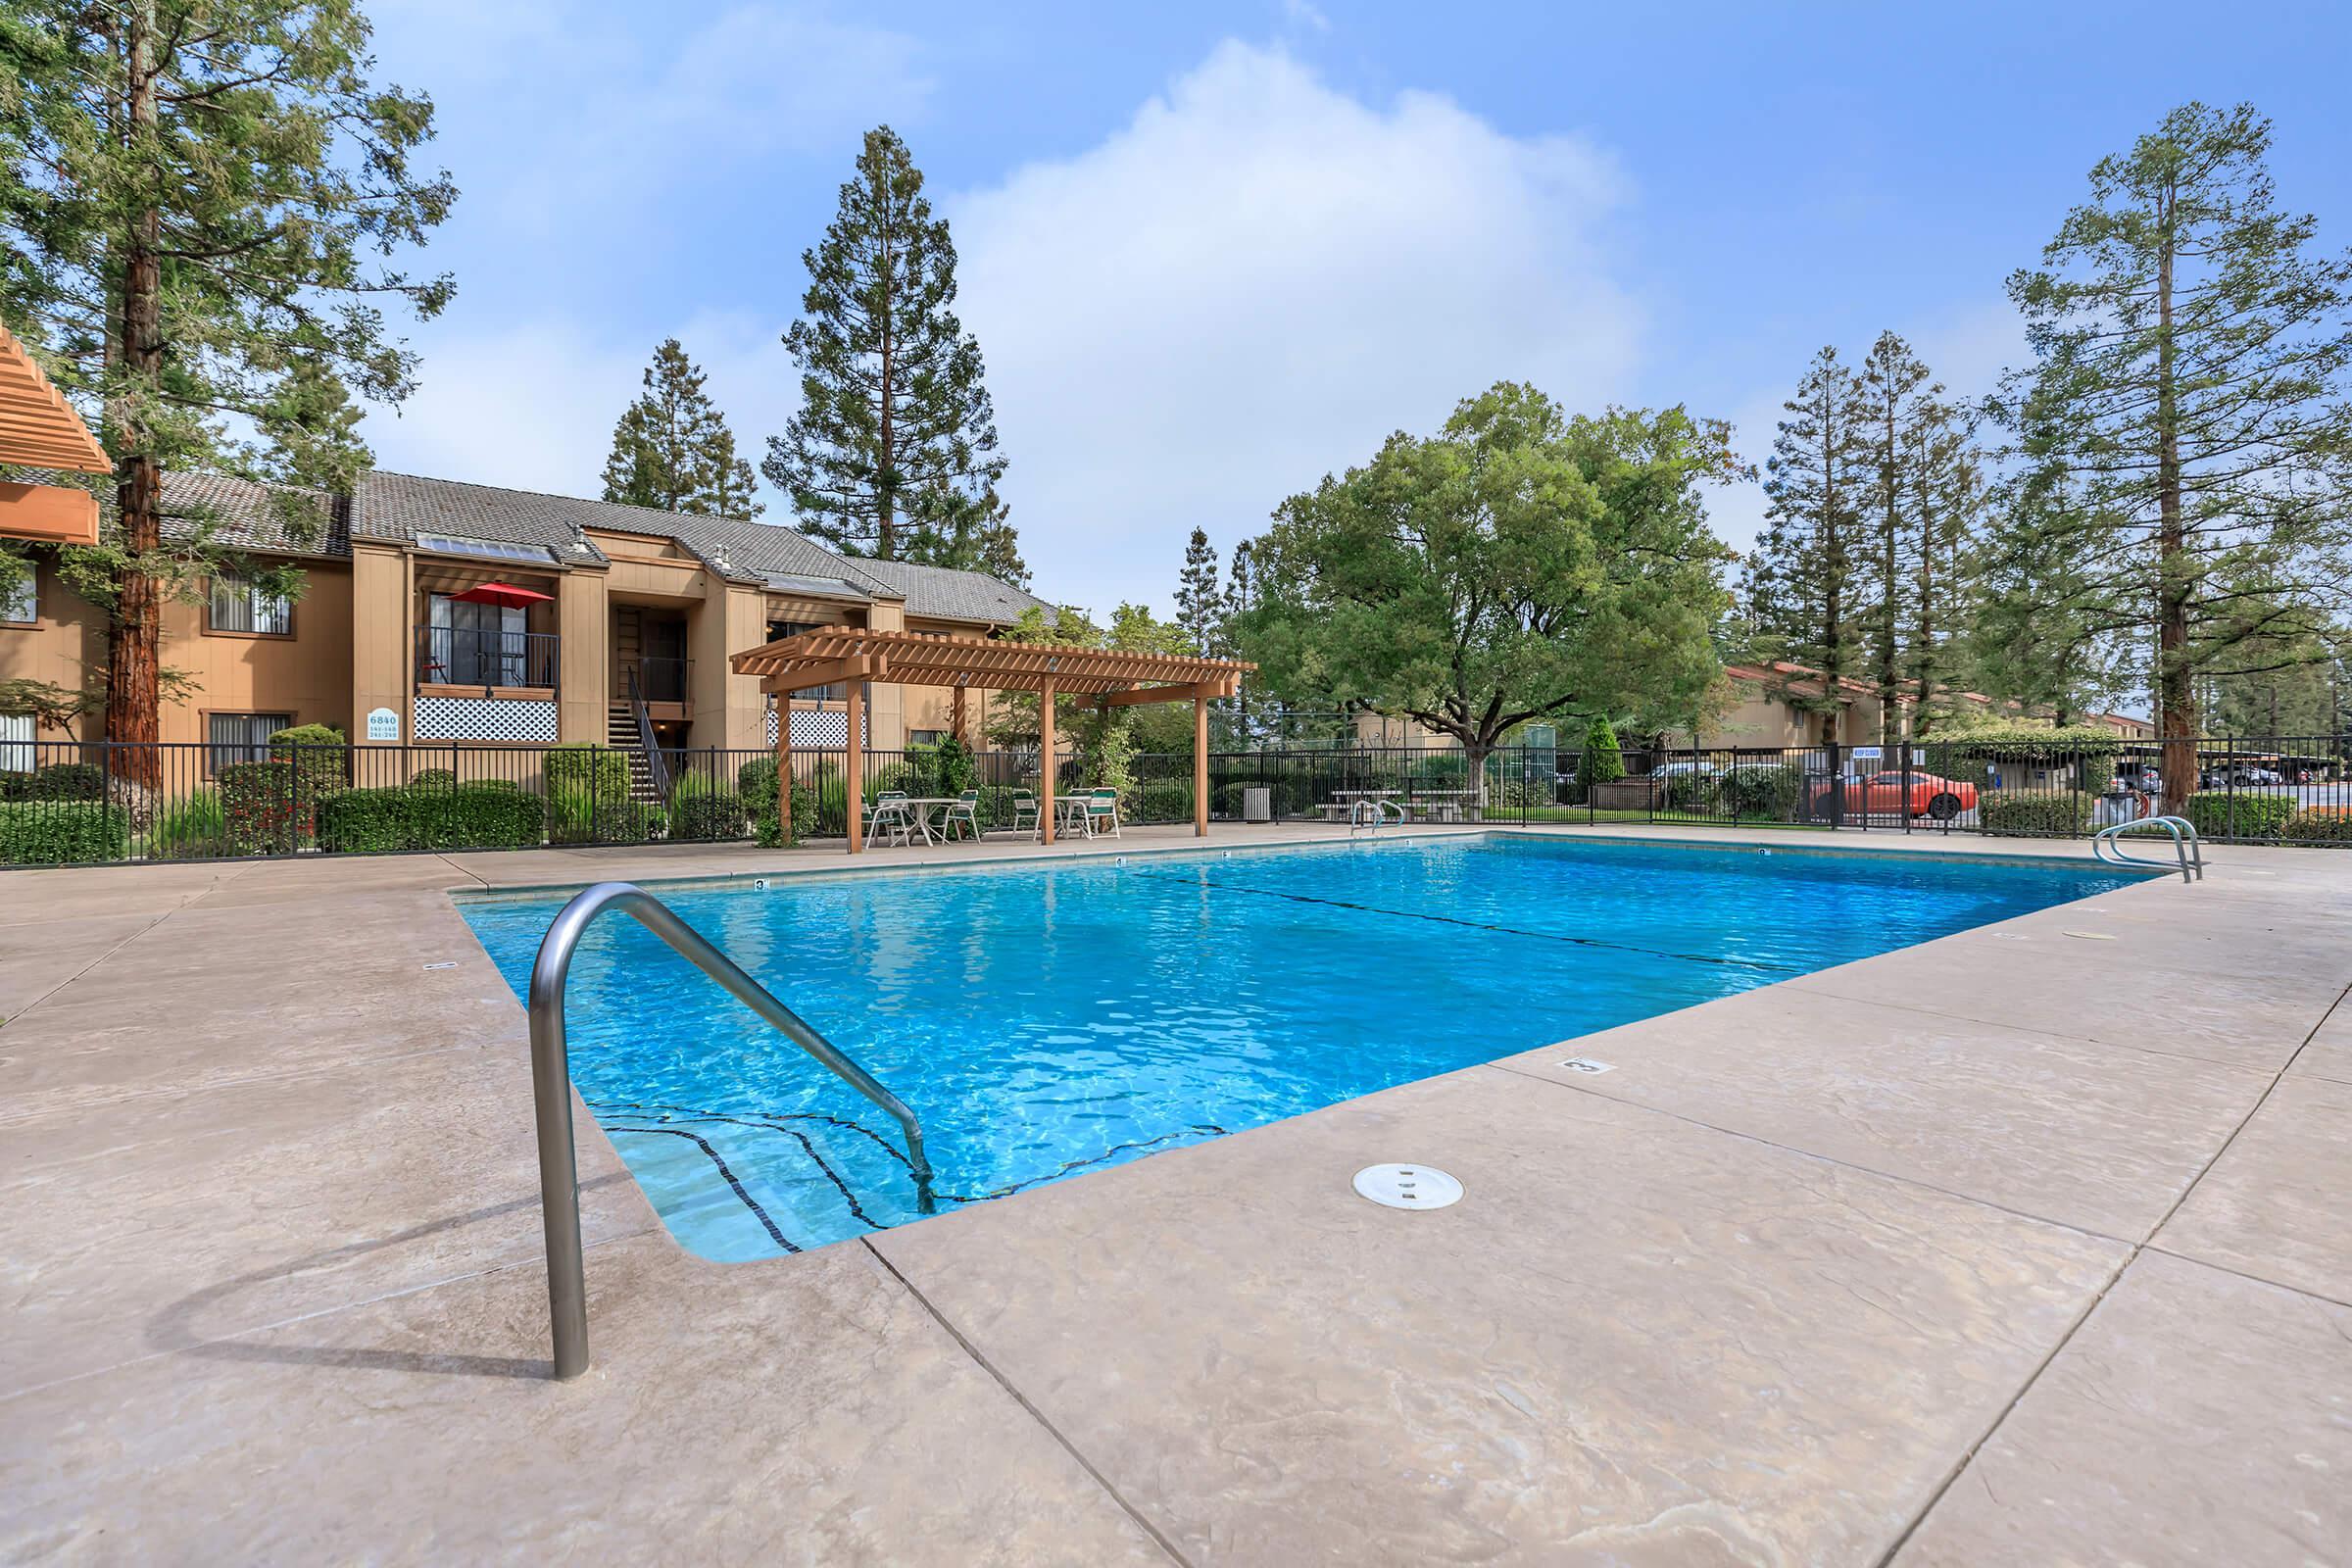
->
[624,661,672,801]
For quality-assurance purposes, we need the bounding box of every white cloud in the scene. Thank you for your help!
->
[367,312,796,498]
[948,41,1642,613]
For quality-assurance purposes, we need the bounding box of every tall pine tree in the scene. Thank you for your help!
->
[602,339,762,516]
[765,125,1015,572]
[0,0,456,778]
[1855,332,1934,751]
[1174,527,1222,655]
[1991,102,2352,805]
[1742,346,1866,743]
[1905,392,1984,735]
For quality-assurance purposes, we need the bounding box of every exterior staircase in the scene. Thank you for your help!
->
[607,703,663,804]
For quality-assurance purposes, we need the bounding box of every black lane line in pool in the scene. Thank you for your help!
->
[601,1123,800,1252]
[1119,865,1807,975]
[594,1101,890,1229]
[591,1097,1228,1228]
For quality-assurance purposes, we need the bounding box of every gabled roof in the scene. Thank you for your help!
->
[136,471,352,561]
[851,556,1051,625]
[353,471,612,565]
[660,513,897,598]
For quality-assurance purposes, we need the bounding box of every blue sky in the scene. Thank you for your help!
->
[359,0,2352,614]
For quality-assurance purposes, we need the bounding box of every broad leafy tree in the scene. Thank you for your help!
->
[765,125,1016,574]
[602,339,761,516]
[1741,347,1866,742]
[0,0,455,774]
[1233,383,1735,790]
[1990,102,2352,805]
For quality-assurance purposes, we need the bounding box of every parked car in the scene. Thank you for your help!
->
[1652,760,1725,779]
[1808,769,1979,821]
[2202,765,2283,787]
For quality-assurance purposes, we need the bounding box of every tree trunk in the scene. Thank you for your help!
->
[105,3,163,791]
[2153,178,2196,810]
[1878,401,1900,755]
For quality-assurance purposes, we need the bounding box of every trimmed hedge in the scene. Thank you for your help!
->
[2284,807,2352,844]
[1719,762,1803,821]
[669,790,749,842]
[0,800,130,863]
[218,760,304,853]
[544,746,629,800]
[2182,791,2294,840]
[548,785,660,845]
[23,761,106,801]
[1134,778,1195,823]
[1981,792,2092,837]
[318,782,547,852]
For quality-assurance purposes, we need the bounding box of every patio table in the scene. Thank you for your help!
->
[896,797,966,845]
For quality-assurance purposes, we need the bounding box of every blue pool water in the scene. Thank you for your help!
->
[459,834,2143,1259]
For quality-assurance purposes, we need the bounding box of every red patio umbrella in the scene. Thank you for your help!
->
[447,580,555,609]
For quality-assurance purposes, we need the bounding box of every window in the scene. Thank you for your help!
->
[415,532,557,565]
[1,557,33,624]
[208,572,292,635]
[425,593,528,686]
[768,619,841,700]
[908,729,946,749]
[0,712,31,772]
[208,712,292,769]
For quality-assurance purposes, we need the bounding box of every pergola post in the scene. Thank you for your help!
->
[1194,689,1209,838]
[845,680,864,856]
[1039,678,1057,846]
[772,700,792,844]
[952,684,968,747]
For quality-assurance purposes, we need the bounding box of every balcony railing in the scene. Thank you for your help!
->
[416,626,562,694]
[625,656,692,706]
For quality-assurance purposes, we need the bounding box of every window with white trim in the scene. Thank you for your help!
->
[0,712,32,772]
[1,558,33,624]
[208,571,292,635]
[208,711,292,768]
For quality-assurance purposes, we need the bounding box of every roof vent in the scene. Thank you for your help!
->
[570,521,591,555]
[716,545,732,570]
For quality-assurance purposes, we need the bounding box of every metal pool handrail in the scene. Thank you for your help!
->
[526,880,932,1379]
[2092,814,2205,883]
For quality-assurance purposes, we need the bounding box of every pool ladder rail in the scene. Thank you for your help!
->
[1348,796,1405,836]
[525,880,933,1380]
[2091,815,2205,883]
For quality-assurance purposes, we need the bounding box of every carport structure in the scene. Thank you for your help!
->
[730,626,1254,853]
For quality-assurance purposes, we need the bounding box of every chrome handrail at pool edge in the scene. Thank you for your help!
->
[2091,815,2205,883]
[526,879,934,1380]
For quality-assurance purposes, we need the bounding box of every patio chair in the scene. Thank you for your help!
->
[1080,787,1122,840]
[864,790,915,847]
[1009,790,1040,840]
[940,789,981,843]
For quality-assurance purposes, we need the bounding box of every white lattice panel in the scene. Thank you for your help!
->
[782,708,866,747]
[415,695,559,743]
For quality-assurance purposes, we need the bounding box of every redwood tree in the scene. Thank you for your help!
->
[0,0,455,776]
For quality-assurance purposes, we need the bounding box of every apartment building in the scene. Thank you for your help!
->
[0,468,1053,769]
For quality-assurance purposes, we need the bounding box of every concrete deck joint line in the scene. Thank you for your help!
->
[859,1237,1196,1568]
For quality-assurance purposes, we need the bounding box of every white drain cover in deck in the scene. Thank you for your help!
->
[1352,1163,1463,1210]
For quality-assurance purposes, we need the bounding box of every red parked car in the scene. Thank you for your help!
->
[1808,769,1979,821]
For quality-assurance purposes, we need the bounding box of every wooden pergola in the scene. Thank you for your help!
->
[730,627,1254,854]
[0,321,110,546]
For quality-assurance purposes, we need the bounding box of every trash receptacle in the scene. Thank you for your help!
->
[1243,786,1272,823]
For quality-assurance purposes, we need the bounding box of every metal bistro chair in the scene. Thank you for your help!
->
[865,790,915,847]
[1009,789,1041,840]
[1081,787,1122,840]
[939,789,981,843]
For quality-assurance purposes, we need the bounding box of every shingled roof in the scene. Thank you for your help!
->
[144,471,352,561]
[851,557,1051,625]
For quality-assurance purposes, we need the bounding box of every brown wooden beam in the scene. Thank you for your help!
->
[1097,679,1222,709]
[760,652,882,696]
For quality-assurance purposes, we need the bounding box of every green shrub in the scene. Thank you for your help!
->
[932,734,977,796]
[1661,770,1721,813]
[0,800,129,863]
[142,789,225,858]
[544,746,629,801]
[670,790,748,842]
[548,785,659,845]
[2183,791,2294,840]
[737,758,778,817]
[318,782,546,852]
[2079,753,2118,795]
[1134,778,1195,823]
[24,760,105,801]
[269,723,348,800]
[1410,750,1470,783]
[2282,808,2352,844]
[411,767,456,791]
[1580,715,1624,787]
[217,760,303,853]
[1719,762,1802,821]
[1981,791,2092,837]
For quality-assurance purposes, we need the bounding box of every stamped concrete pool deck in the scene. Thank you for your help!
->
[3,824,2346,1564]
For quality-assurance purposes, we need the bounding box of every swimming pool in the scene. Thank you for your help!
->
[459,834,2146,1259]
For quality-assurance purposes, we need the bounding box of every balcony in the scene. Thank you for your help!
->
[415,625,561,698]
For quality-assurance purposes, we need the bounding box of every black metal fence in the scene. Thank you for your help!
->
[3,734,2347,867]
